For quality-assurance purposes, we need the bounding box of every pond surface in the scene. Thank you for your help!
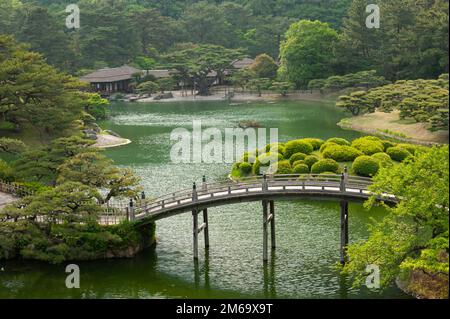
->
[0,100,409,298]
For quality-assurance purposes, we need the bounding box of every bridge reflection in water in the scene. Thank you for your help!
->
[126,171,396,265]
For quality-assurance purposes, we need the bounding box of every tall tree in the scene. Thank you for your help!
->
[279,20,339,87]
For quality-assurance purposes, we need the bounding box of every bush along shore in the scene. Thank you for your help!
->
[231,136,427,179]
[0,218,156,264]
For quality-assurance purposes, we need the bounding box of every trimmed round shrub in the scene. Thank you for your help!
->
[293,163,310,174]
[300,138,324,150]
[371,152,392,167]
[239,162,253,175]
[311,159,339,174]
[289,152,307,164]
[284,140,314,158]
[269,160,292,174]
[351,137,384,155]
[304,155,319,168]
[240,152,256,164]
[396,143,417,155]
[320,142,337,152]
[352,155,380,177]
[292,160,307,167]
[322,144,363,162]
[326,137,350,146]
[252,152,284,174]
[265,142,285,156]
[380,140,396,151]
[386,146,412,162]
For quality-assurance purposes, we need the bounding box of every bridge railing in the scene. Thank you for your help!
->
[139,174,374,214]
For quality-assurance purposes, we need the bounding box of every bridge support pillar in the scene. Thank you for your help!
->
[193,209,199,260]
[269,200,275,249]
[262,200,269,262]
[203,208,209,248]
[340,201,349,264]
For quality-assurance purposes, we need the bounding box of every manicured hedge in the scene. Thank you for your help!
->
[265,142,286,155]
[270,160,292,174]
[386,146,412,162]
[371,152,392,167]
[300,138,324,150]
[326,138,350,146]
[239,162,253,175]
[380,140,396,151]
[293,163,310,174]
[284,140,314,158]
[289,152,307,164]
[396,143,417,155]
[311,159,339,174]
[292,160,307,167]
[252,152,284,174]
[304,155,319,168]
[322,144,363,162]
[351,137,384,155]
[352,155,380,177]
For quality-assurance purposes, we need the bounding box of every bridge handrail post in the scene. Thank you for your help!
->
[339,173,345,193]
[202,175,207,193]
[192,182,198,203]
[129,199,135,221]
[262,174,268,192]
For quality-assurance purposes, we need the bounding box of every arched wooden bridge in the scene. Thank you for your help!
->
[127,172,397,264]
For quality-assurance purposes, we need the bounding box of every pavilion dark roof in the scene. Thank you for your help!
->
[80,65,142,83]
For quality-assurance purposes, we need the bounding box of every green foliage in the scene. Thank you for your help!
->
[326,138,350,146]
[386,146,412,162]
[137,81,160,95]
[270,82,294,97]
[84,93,109,120]
[165,44,244,95]
[322,144,363,162]
[239,162,253,175]
[396,143,418,155]
[371,152,393,168]
[293,163,310,174]
[289,152,307,165]
[304,155,319,168]
[311,159,339,174]
[300,138,324,150]
[248,78,272,96]
[249,54,278,79]
[269,160,292,175]
[308,70,389,91]
[252,152,283,175]
[57,152,141,203]
[0,36,85,135]
[0,138,26,154]
[279,20,339,87]
[0,159,15,182]
[352,155,380,177]
[284,140,314,158]
[336,75,449,130]
[351,136,385,155]
[344,146,449,289]
[337,0,449,81]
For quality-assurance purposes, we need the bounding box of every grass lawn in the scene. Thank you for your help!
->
[338,111,448,144]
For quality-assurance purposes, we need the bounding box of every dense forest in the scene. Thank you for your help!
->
[0,0,448,84]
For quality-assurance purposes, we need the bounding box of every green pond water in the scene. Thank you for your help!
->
[0,100,409,299]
